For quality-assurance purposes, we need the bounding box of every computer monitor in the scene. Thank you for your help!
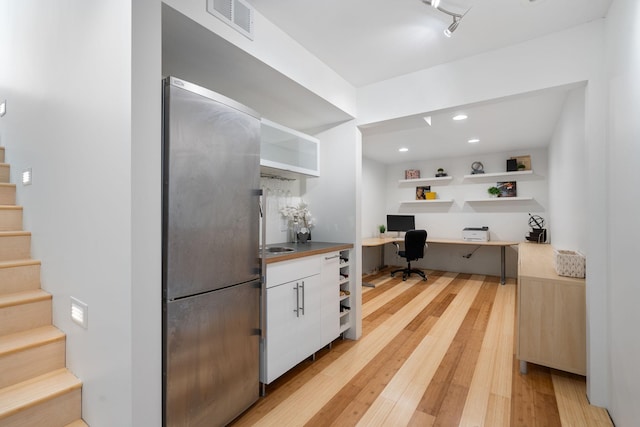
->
[386,214,415,232]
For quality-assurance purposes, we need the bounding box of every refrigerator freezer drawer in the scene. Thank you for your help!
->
[164,280,260,426]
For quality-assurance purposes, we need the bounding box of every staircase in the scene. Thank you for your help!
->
[0,146,86,427]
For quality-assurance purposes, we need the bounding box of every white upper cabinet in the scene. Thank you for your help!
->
[260,118,320,177]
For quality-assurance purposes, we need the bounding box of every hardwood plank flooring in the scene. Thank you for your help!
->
[232,268,612,427]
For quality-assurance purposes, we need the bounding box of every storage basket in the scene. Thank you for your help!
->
[553,248,586,278]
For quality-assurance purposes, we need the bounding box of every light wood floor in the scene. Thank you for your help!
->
[233,269,612,426]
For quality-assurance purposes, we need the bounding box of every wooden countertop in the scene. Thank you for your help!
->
[518,242,585,284]
[263,241,353,264]
[362,236,519,247]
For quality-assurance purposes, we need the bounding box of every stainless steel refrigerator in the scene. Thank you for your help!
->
[162,76,261,426]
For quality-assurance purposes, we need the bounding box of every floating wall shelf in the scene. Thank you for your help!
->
[400,199,454,204]
[465,196,533,203]
[398,176,453,185]
[463,170,533,180]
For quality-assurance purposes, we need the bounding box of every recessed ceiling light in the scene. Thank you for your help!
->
[399,147,409,152]
[468,138,480,144]
[453,114,468,121]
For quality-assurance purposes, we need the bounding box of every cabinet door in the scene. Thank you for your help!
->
[263,280,300,384]
[518,277,586,375]
[260,118,320,177]
[320,253,340,344]
[297,274,322,358]
[518,277,555,365]
[553,283,586,374]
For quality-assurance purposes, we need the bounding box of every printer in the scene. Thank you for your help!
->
[462,226,490,242]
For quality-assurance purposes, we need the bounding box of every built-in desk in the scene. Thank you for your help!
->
[362,236,518,285]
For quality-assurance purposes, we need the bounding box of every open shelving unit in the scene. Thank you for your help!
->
[338,249,351,334]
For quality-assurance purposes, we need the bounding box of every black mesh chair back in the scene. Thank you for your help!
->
[391,229,428,281]
[403,229,427,261]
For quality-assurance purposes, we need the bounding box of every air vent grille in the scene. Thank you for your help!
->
[207,0,254,40]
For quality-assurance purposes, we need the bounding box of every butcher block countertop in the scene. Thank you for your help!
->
[262,241,353,264]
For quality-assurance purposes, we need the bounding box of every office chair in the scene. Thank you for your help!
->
[390,229,428,281]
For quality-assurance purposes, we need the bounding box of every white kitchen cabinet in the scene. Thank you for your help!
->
[260,118,320,177]
[261,255,322,385]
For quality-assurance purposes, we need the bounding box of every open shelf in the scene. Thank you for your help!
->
[398,176,453,185]
[465,196,533,203]
[400,199,454,204]
[463,170,533,180]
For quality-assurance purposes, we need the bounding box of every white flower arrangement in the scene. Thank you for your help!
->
[280,201,315,233]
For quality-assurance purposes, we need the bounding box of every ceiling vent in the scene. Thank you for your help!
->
[207,0,254,40]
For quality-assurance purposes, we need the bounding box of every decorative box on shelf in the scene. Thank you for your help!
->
[553,248,586,278]
[404,169,420,179]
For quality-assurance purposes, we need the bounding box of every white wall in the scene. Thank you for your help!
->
[131,0,162,425]
[362,157,388,239]
[0,1,135,425]
[357,21,602,126]
[361,157,387,274]
[548,87,587,252]
[305,121,362,339]
[604,0,640,424]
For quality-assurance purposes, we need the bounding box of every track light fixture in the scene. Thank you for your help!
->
[421,0,469,37]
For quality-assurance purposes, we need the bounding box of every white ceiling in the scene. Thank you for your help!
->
[360,84,582,164]
[246,0,611,88]
[244,0,611,164]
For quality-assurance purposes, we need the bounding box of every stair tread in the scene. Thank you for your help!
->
[0,289,51,309]
[0,259,41,269]
[0,368,81,417]
[0,205,22,209]
[0,231,30,236]
[0,326,64,357]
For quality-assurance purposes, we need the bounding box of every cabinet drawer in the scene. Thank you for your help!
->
[266,255,321,288]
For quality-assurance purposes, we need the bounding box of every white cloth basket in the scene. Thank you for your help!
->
[553,248,586,278]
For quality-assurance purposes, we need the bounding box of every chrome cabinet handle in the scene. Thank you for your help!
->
[325,255,339,260]
[300,281,305,315]
[293,283,300,317]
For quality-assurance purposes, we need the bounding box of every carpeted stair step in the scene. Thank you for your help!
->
[0,290,51,336]
[0,326,65,389]
[0,368,82,427]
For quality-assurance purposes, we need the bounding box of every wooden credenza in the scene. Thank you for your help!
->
[517,243,586,375]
